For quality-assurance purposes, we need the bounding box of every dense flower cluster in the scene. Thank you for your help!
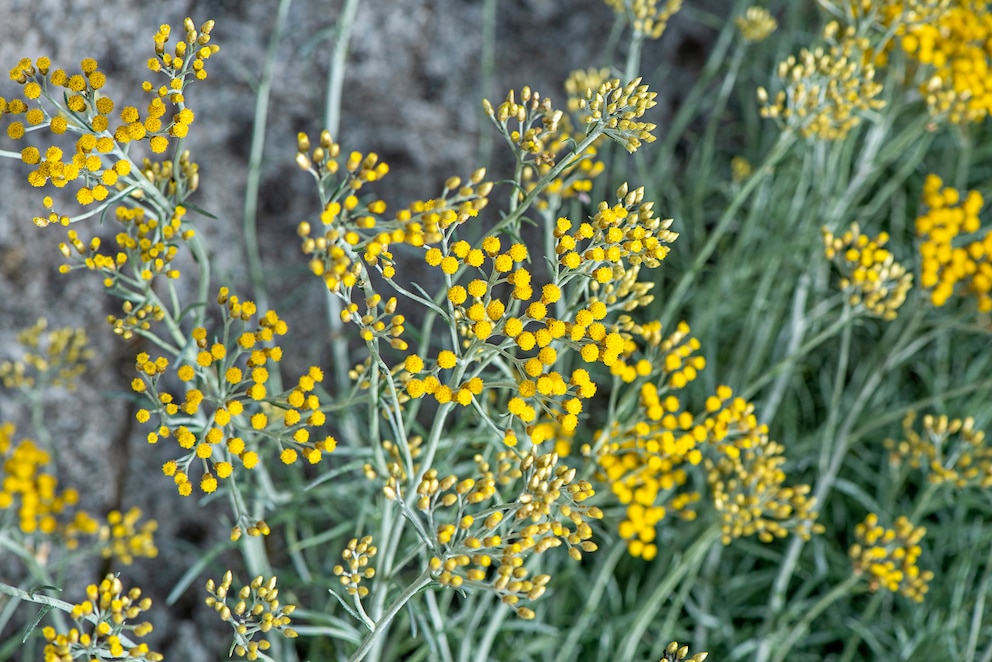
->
[706,424,822,545]
[42,574,161,662]
[849,513,933,601]
[915,174,991,310]
[596,341,821,555]
[822,222,913,319]
[396,184,676,442]
[0,422,98,544]
[594,329,707,559]
[603,0,683,40]
[885,410,992,487]
[97,507,159,565]
[131,288,335,514]
[0,318,92,390]
[758,22,885,140]
[205,571,298,660]
[884,0,992,124]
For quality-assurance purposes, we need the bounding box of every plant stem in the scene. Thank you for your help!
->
[242,0,293,318]
[554,541,627,662]
[838,589,884,662]
[771,574,861,662]
[756,306,925,662]
[616,525,721,661]
[324,0,362,138]
[349,569,433,662]
[659,132,795,328]
[321,0,363,447]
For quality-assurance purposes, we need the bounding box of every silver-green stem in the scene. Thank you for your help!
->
[242,0,294,319]
[348,569,433,662]
[771,574,861,662]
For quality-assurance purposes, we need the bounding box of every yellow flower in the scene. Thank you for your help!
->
[437,350,457,369]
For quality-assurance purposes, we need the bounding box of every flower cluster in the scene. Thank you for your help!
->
[885,1,992,124]
[603,0,683,40]
[822,222,913,320]
[97,507,159,565]
[1,20,216,348]
[106,300,167,341]
[594,329,707,559]
[758,22,885,140]
[736,6,777,43]
[485,77,658,159]
[849,513,933,601]
[42,574,161,662]
[484,86,565,163]
[1,18,216,224]
[593,316,822,556]
[297,130,493,296]
[577,77,659,153]
[205,571,298,660]
[131,288,335,526]
[915,174,991,310]
[0,422,98,544]
[59,203,194,285]
[0,330,157,564]
[398,184,676,444]
[599,374,822,554]
[388,447,601,619]
[706,425,822,545]
[0,318,92,390]
[489,70,615,211]
[885,410,992,488]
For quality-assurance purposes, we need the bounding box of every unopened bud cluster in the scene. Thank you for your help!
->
[333,536,378,598]
[205,571,298,659]
[758,23,884,140]
[579,77,659,152]
[885,410,992,488]
[603,0,683,40]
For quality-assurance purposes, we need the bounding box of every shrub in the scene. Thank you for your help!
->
[2,2,991,660]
